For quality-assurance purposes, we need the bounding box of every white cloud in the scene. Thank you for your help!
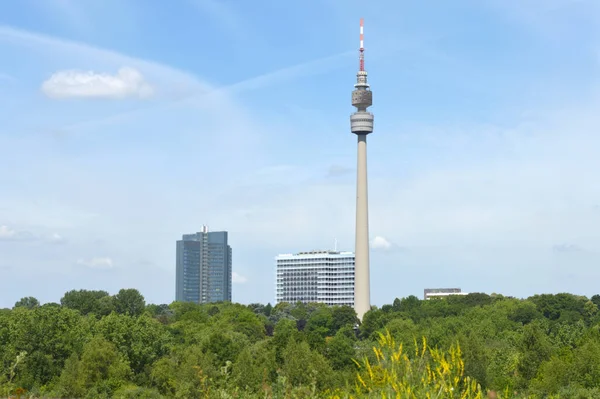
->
[370,236,392,250]
[0,225,16,239]
[41,67,153,99]
[0,225,67,244]
[48,233,66,244]
[0,225,35,241]
[232,272,247,284]
[77,257,114,269]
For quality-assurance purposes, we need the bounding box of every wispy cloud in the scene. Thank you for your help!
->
[0,225,64,243]
[552,243,584,253]
[0,25,353,138]
[0,25,207,94]
[0,225,32,241]
[222,50,354,95]
[77,257,114,269]
[232,272,247,284]
[49,233,67,245]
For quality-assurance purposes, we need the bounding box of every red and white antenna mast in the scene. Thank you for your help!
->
[359,18,365,71]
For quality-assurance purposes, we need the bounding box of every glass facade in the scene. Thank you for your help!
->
[275,250,355,307]
[175,230,232,303]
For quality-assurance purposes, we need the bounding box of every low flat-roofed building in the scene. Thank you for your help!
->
[424,288,469,300]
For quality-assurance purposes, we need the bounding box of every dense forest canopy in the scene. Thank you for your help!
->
[2,289,600,398]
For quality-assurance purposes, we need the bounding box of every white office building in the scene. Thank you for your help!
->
[276,250,355,307]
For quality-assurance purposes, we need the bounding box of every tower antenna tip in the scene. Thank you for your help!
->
[359,18,365,71]
[359,18,364,51]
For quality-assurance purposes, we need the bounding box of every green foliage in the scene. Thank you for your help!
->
[114,289,146,317]
[326,332,356,370]
[3,305,89,389]
[56,337,131,398]
[331,305,358,332]
[2,290,600,398]
[94,313,172,381]
[281,338,334,390]
[13,297,39,310]
[230,340,276,392]
[61,289,112,317]
[150,345,217,398]
[113,384,164,398]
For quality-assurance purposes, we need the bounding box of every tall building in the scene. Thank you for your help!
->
[351,18,374,320]
[175,226,232,303]
[275,250,355,307]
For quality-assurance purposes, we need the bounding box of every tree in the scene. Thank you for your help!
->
[264,303,273,317]
[13,297,39,310]
[7,287,600,397]
[57,337,131,397]
[231,340,277,392]
[394,295,421,313]
[98,295,116,316]
[145,304,173,325]
[281,339,333,389]
[151,345,217,398]
[584,300,598,320]
[331,305,358,333]
[114,289,146,317]
[529,293,586,321]
[326,332,355,370]
[272,319,299,363]
[94,313,172,380]
[508,300,541,325]
[360,308,390,339]
[517,320,553,385]
[461,293,493,308]
[203,330,248,366]
[6,305,88,388]
[60,289,110,316]
[305,306,333,337]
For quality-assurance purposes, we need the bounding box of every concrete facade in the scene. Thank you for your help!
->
[276,250,355,307]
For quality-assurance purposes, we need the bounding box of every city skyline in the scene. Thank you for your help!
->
[1,1,600,308]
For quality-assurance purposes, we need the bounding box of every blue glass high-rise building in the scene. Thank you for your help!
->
[175,226,232,303]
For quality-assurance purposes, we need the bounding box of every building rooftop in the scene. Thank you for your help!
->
[277,250,354,257]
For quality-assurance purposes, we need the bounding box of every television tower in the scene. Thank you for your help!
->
[351,18,374,321]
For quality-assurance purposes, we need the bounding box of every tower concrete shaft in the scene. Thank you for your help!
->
[354,134,370,320]
[350,18,373,321]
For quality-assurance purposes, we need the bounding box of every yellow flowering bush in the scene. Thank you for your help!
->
[332,330,487,399]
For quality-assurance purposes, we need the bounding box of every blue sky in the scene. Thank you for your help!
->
[1,0,600,308]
